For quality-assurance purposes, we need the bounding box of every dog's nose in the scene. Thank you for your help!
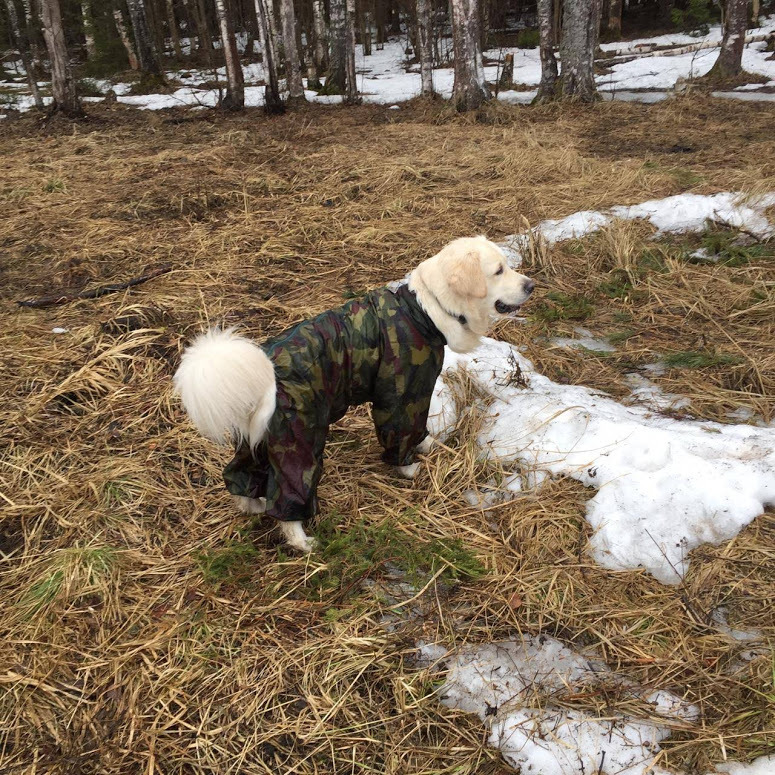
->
[524,279,535,295]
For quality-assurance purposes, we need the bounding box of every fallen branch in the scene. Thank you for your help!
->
[17,264,173,309]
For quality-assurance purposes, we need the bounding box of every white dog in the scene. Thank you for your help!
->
[174,236,533,551]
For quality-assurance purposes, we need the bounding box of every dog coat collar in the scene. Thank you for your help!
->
[426,289,468,327]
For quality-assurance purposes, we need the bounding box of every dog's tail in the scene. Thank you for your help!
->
[173,328,276,447]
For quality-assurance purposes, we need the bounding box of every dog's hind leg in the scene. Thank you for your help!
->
[233,495,267,515]
[280,521,317,553]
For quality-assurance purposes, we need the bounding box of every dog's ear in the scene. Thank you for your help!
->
[448,251,487,299]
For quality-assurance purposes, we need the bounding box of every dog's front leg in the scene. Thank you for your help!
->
[397,462,421,479]
[280,520,317,553]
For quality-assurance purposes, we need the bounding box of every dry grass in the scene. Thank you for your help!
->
[1,96,774,774]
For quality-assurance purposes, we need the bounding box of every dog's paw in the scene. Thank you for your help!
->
[233,495,267,515]
[293,535,318,553]
[397,462,420,479]
[416,435,436,455]
[280,521,317,553]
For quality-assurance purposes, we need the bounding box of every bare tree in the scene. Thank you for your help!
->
[706,0,748,78]
[280,0,306,101]
[113,5,140,69]
[327,0,347,92]
[535,0,558,101]
[606,0,623,40]
[166,0,183,59]
[3,0,44,109]
[450,0,490,110]
[253,0,285,112]
[312,0,327,78]
[126,0,164,76]
[559,0,602,101]
[39,0,83,116]
[81,0,97,59]
[344,0,360,103]
[214,0,245,109]
[416,0,434,95]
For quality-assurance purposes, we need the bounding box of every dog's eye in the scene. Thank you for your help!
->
[495,266,504,276]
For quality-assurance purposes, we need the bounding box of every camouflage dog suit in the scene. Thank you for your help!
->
[223,283,447,523]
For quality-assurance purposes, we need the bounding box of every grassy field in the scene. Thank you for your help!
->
[1,96,774,774]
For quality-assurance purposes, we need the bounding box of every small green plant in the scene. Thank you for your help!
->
[598,269,634,300]
[663,350,742,369]
[686,226,775,267]
[44,178,66,194]
[77,78,104,97]
[516,29,539,49]
[608,328,636,344]
[196,540,258,586]
[531,292,595,323]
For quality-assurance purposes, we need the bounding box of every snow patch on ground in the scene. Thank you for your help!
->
[418,635,698,775]
[711,756,775,775]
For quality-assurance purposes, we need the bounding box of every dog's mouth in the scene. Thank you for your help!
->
[495,300,522,315]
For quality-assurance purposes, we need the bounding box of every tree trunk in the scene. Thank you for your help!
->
[327,0,347,92]
[450,0,490,111]
[361,6,372,56]
[535,0,558,100]
[21,0,44,76]
[113,6,140,69]
[166,0,183,58]
[416,0,434,95]
[3,0,44,109]
[498,51,513,90]
[280,0,306,99]
[146,0,167,61]
[81,0,97,58]
[607,0,622,39]
[39,0,84,116]
[254,0,285,112]
[126,0,164,74]
[559,0,601,101]
[707,0,747,78]
[312,0,327,77]
[196,0,214,50]
[344,0,361,103]
[658,0,673,24]
[214,0,245,108]
[751,0,760,25]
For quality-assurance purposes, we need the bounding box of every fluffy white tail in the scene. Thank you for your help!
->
[173,328,276,447]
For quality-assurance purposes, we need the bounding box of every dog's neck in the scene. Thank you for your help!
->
[408,272,483,354]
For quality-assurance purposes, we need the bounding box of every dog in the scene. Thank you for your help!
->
[174,236,534,552]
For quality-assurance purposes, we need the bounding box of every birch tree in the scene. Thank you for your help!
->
[344,0,360,103]
[126,0,164,76]
[706,0,748,78]
[113,6,140,69]
[39,0,83,116]
[214,0,245,108]
[253,0,285,112]
[326,0,347,92]
[81,0,97,59]
[450,0,490,110]
[558,0,602,102]
[165,0,183,59]
[416,0,434,96]
[535,0,558,101]
[3,0,44,109]
[280,0,306,101]
[311,0,327,80]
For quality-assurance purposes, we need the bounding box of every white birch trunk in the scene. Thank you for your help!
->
[416,0,434,95]
[327,0,347,92]
[559,0,602,101]
[81,0,97,59]
[450,0,489,110]
[39,0,83,116]
[536,0,558,100]
[312,0,327,75]
[344,0,360,103]
[3,0,44,109]
[214,0,245,108]
[113,7,140,69]
[280,0,306,99]
[166,0,183,58]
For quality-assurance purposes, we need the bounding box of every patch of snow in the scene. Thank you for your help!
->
[712,90,775,102]
[419,635,698,775]
[551,327,616,353]
[711,756,775,775]
[623,373,691,413]
[428,337,775,584]
[51,327,69,334]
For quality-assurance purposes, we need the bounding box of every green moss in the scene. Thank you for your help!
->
[196,540,259,586]
[663,350,742,369]
[530,292,595,323]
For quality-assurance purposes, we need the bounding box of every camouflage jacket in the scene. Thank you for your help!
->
[223,284,447,522]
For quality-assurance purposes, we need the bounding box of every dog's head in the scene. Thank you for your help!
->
[411,236,534,352]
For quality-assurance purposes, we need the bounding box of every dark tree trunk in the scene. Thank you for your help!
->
[214,0,245,108]
[416,0,434,94]
[253,0,285,112]
[39,0,84,116]
[311,0,327,79]
[658,0,673,24]
[535,0,558,101]
[706,0,747,78]
[559,0,602,102]
[126,0,164,74]
[498,51,513,90]
[450,0,490,110]
[166,0,183,58]
[196,0,214,50]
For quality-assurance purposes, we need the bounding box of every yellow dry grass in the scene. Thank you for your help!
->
[0,96,774,774]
